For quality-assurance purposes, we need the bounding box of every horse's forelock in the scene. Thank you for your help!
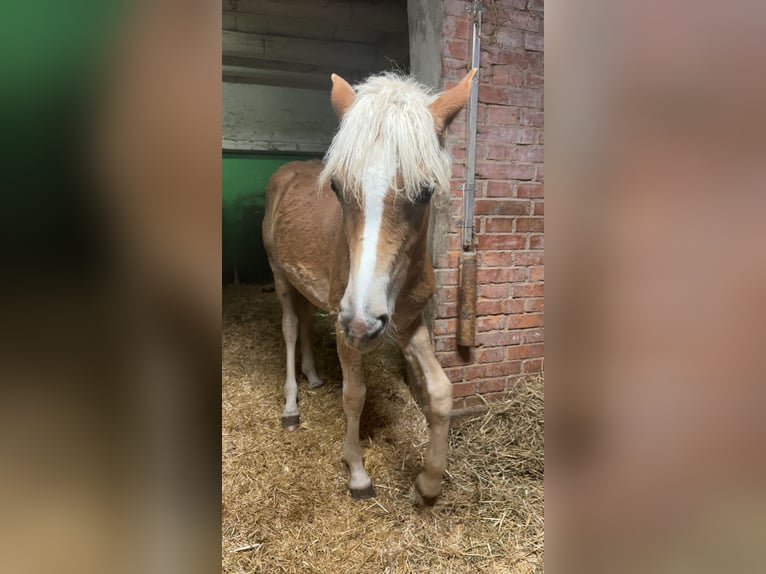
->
[319,73,452,203]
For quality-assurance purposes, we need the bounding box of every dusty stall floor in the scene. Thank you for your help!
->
[222,285,544,573]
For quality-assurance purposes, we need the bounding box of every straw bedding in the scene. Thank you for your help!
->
[222,285,544,573]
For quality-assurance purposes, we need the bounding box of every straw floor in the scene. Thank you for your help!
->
[222,285,544,573]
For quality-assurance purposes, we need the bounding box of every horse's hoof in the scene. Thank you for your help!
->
[349,483,376,500]
[281,415,300,432]
[410,483,437,507]
[308,377,325,389]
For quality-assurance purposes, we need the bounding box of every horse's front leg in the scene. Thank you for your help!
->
[400,316,453,505]
[336,326,375,499]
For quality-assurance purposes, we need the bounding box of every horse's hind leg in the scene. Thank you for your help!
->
[274,275,301,431]
[298,302,324,389]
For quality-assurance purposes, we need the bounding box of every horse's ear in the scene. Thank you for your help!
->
[330,74,356,119]
[429,68,478,134]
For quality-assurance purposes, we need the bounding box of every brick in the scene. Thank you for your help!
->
[478,267,513,283]
[508,313,544,329]
[534,201,544,215]
[450,163,466,179]
[517,183,544,198]
[476,347,505,363]
[479,85,510,105]
[477,377,507,394]
[443,367,465,383]
[436,251,460,269]
[434,337,457,352]
[476,299,524,316]
[443,57,469,77]
[439,350,472,367]
[496,28,524,50]
[474,199,529,216]
[478,283,510,299]
[452,397,465,411]
[516,217,544,232]
[509,267,529,282]
[513,283,544,298]
[524,32,544,52]
[466,361,521,382]
[445,39,469,60]
[481,251,513,267]
[491,65,523,86]
[479,125,537,144]
[528,0,544,12]
[485,144,510,160]
[484,217,515,233]
[529,265,544,281]
[524,298,545,312]
[446,233,462,250]
[536,165,545,181]
[476,331,522,347]
[523,328,544,343]
[486,181,513,198]
[476,160,537,180]
[464,395,485,409]
[523,358,544,373]
[530,234,544,249]
[437,285,458,303]
[506,343,545,360]
[508,9,543,32]
[506,89,543,108]
[522,109,544,127]
[451,145,466,161]
[436,303,458,318]
[444,16,470,39]
[477,315,506,332]
[515,251,544,266]
[523,71,545,89]
[477,233,527,250]
[485,104,521,127]
[514,145,545,163]
[434,318,457,335]
[452,382,475,398]
[436,269,459,285]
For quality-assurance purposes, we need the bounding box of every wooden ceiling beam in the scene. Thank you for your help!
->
[223,66,335,90]
[222,0,407,33]
[223,30,377,72]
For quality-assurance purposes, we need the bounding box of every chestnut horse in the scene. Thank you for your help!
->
[262,70,476,504]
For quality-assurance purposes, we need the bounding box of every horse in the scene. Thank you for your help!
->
[262,69,476,504]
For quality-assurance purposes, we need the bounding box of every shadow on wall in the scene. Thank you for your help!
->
[222,152,322,284]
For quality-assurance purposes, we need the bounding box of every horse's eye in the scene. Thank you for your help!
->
[330,178,340,196]
[416,184,434,203]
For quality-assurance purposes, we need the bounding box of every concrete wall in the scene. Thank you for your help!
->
[407,0,444,91]
[222,82,338,153]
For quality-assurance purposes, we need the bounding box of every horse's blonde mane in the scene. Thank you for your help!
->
[319,73,452,203]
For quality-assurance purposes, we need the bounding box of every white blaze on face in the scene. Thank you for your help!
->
[352,161,392,319]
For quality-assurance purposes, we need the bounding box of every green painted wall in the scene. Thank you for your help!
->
[222,152,322,284]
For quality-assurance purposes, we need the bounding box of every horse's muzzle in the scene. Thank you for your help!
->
[339,312,389,351]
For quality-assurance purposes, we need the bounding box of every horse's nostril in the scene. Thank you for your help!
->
[369,314,389,339]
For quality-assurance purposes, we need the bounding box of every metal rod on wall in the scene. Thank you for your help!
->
[457,0,482,348]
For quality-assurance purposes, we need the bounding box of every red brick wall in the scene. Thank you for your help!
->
[435,0,544,413]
